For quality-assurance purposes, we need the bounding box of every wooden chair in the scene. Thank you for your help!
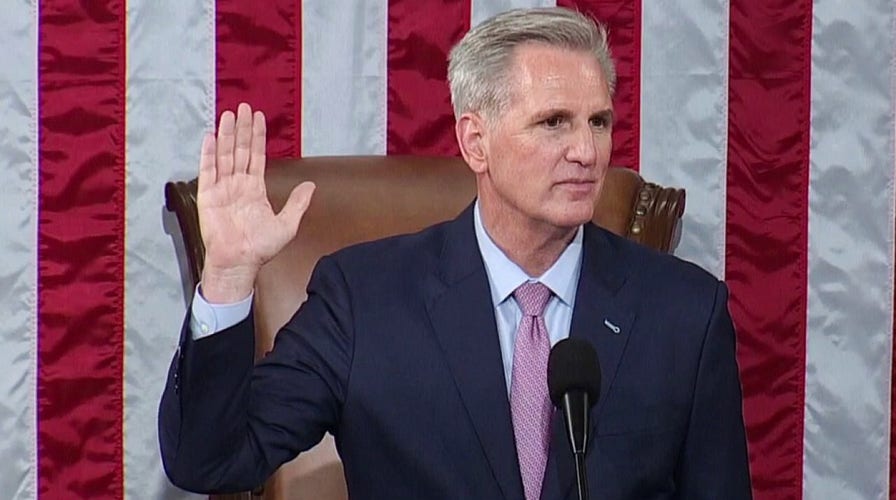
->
[164,155,686,500]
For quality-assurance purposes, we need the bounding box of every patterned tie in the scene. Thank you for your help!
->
[510,281,553,500]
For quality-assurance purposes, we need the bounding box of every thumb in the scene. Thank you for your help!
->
[277,181,316,235]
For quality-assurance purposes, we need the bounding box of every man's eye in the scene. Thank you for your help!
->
[543,116,563,128]
[590,117,608,129]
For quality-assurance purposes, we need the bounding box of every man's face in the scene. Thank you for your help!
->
[472,43,613,234]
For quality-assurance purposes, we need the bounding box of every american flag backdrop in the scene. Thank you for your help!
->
[1,0,894,499]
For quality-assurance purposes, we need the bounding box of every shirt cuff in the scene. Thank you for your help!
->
[189,283,253,340]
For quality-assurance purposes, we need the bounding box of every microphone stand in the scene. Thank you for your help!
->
[562,390,590,500]
[573,451,588,500]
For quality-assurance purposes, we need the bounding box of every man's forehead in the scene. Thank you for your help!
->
[509,45,606,81]
[503,45,611,107]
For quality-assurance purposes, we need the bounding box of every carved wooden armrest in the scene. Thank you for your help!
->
[165,179,203,289]
[626,180,685,253]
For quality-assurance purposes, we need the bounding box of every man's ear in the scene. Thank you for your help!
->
[456,112,488,174]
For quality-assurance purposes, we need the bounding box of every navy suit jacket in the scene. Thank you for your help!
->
[159,205,752,499]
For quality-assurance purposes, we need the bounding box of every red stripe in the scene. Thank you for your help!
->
[386,0,470,156]
[726,2,813,499]
[557,0,642,172]
[295,3,302,157]
[37,1,126,498]
[216,0,302,158]
[892,225,896,496]
[892,27,896,496]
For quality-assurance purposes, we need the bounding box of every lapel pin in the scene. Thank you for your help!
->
[603,318,621,334]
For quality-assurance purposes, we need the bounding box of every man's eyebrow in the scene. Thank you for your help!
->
[531,108,573,121]
[590,109,614,123]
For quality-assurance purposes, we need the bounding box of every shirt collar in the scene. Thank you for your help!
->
[473,201,583,307]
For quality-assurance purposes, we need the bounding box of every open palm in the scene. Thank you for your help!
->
[197,103,315,303]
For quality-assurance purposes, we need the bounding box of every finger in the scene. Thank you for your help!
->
[216,110,236,177]
[197,133,217,194]
[233,103,253,174]
[247,110,267,177]
[277,181,316,237]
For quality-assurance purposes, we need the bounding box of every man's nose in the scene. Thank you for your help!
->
[566,124,598,167]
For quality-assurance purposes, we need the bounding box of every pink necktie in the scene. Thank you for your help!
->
[510,281,553,500]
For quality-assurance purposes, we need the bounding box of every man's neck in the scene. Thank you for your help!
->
[479,204,578,277]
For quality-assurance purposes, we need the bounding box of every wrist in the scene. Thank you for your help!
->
[200,263,257,304]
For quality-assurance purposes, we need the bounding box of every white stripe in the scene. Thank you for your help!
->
[0,0,37,498]
[804,1,895,498]
[470,0,556,28]
[638,1,729,278]
[124,1,214,498]
[301,0,387,156]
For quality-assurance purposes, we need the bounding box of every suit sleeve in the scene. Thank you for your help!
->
[158,255,354,494]
[675,281,753,499]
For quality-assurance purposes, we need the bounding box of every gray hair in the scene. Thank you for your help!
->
[447,7,616,120]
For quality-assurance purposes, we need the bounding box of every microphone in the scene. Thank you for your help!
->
[548,338,601,500]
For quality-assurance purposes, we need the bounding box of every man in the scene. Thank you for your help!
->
[160,7,752,499]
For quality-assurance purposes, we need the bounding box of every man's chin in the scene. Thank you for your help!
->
[550,206,595,228]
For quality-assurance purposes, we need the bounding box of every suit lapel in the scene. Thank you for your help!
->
[570,225,636,429]
[543,224,637,499]
[425,205,524,500]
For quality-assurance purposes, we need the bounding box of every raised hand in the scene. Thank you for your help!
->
[197,103,315,303]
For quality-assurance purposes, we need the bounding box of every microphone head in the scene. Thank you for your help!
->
[547,338,601,407]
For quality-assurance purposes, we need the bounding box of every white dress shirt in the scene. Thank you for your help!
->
[472,202,583,394]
